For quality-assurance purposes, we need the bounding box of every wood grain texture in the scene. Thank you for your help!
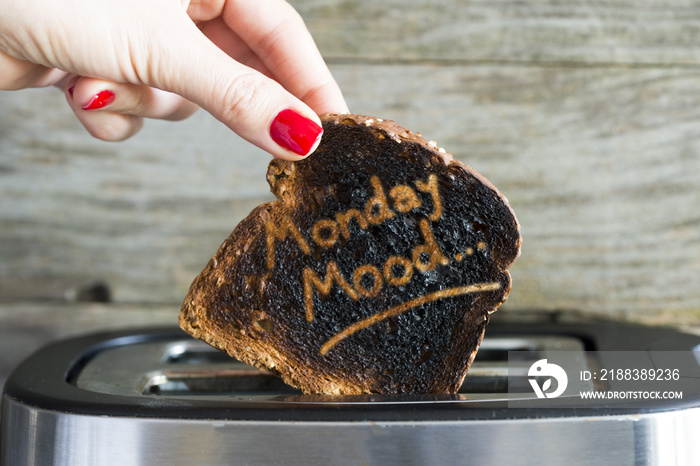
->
[293,0,700,65]
[0,87,274,302]
[346,64,700,320]
[2,64,699,320]
[2,1,700,325]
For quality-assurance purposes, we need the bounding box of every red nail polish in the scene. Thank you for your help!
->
[269,109,323,156]
[68,86,75,97]
[82,90,115,110]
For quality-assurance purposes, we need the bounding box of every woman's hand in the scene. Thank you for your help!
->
[0,0,348,159]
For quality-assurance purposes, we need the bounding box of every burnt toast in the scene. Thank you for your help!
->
[179,114,521,394]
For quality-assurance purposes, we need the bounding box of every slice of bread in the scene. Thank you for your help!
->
[179,114,521,394]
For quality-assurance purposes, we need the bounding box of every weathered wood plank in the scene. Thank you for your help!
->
[293,0,700,65]
[2,63,700,321]
[365,65,700,320]
[0,86,275,302]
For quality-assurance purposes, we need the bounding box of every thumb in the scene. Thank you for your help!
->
[147,14,323,160]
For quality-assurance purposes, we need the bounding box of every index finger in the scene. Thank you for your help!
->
[194,0,348,115]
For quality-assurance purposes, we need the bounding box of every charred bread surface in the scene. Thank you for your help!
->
[179,114,521,394]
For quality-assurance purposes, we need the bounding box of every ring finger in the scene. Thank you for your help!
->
[65,76,199,141]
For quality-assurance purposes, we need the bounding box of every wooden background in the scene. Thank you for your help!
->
[2,0,700,387]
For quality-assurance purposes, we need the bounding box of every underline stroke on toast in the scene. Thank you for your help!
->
[319,282,501,355]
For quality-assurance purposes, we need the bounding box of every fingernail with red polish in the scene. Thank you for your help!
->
[82,90,115,110]
[68,86,75,97]
[270,109,323,156]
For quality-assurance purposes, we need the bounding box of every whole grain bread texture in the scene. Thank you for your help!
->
[179,114,521,394]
